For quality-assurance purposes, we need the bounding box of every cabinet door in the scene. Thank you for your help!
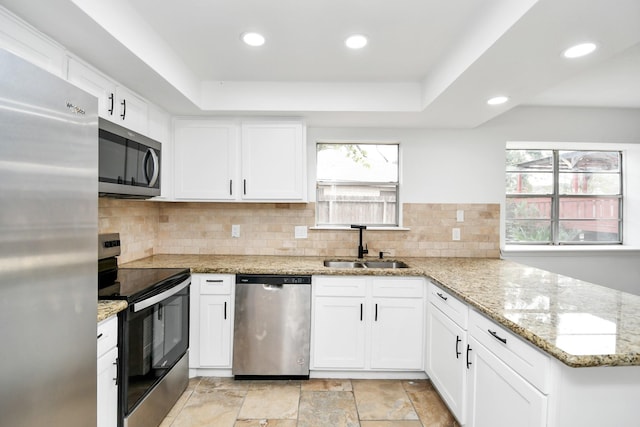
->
[97,346,118,427]
[312,296,366,369]
[147,104,170,143]
[0,9,66,78]
[115,86,148,135]
[466,337,547,427]
[199,295,233,367]
[370,297,424,370]
[426,304,466,423]
[241,122,305,200]
[67,58,117,120]
[174,121,239,200]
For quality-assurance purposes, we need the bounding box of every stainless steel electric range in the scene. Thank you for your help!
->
[98,233,190,427]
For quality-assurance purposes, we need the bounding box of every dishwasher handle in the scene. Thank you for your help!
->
[263,283,283,290]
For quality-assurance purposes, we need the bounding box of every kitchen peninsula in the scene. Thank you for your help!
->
[124,254,640,367]
[122,254,640,427]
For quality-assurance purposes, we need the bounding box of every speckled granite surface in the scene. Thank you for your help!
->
[97,300,128,323]
[121,254,640,368]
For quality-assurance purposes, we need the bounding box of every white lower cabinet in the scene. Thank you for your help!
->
[427,282,549,427]
[465,309,549,427]
[97,316,118,427]
[426,302,467,423]
[312,295,367,368]
[189,274,234,373]
[370,296,424,369]
[199,294,233,366]
[311,276,425,372]
[466,335,547,427]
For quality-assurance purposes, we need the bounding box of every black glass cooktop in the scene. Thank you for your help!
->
[98,267,190,302]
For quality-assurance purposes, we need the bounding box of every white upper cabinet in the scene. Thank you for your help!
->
[147,104,171,143]
[114,86,148,135]
[240,121,306,200]
[67,58,149,135]
[0,9,66,78]
[174,119,239,200]
[172,119,307,202]
[67,58,116,118]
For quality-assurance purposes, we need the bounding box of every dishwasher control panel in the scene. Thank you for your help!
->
[236,274,312,285]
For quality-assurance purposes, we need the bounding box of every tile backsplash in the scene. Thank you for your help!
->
[99,199,500,263]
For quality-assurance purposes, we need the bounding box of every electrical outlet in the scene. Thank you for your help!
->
[231,224,240,238]
[294,226,308,239]
[457,209,464,222]
[452,228,461,241]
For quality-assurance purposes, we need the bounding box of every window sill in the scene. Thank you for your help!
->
[310,226,411,231]
[502,245,640,257]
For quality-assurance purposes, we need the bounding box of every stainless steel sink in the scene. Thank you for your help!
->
[323,260,409,269]
[323,260,365,268]
[362,261,409,269]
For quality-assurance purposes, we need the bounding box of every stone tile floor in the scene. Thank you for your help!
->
[160,378,460,427]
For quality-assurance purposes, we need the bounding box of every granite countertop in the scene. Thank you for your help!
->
[122,254,640,368]
[98,300,128,323]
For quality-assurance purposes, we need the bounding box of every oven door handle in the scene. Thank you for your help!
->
[133,277,191,312]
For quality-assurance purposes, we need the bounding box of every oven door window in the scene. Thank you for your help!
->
[124,285,189,413]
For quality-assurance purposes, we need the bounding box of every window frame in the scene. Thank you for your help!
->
[506,148,623,245]
[315,141,401,228]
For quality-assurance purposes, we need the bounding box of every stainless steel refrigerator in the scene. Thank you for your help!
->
[0,49,98,427]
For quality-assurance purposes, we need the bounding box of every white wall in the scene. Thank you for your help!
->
[307,106,640,294]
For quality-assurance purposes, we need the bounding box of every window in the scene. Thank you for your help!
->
[505,149,622,244]
[316,143,399,226]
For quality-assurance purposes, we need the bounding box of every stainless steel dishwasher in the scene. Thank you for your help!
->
[233,274,312,378]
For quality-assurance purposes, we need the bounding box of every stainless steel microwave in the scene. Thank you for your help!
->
[98,118,161,198]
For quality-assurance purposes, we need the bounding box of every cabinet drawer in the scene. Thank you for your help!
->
[372,277,424,298]
[469,309,550,393]
[199,274,233,294]
[313,276,367,297]
[97,316,118,358]
[428,282,468,328]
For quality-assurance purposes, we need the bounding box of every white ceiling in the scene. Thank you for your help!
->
[1,0,639,128]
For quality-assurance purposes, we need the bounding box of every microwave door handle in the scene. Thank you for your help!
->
[143,148,160,188]
[133,277,190,312]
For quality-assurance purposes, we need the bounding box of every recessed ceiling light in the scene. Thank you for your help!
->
[345,34,368,49]
[487,96,509,106]
[563,42,597,59]
[241,32,265,47]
